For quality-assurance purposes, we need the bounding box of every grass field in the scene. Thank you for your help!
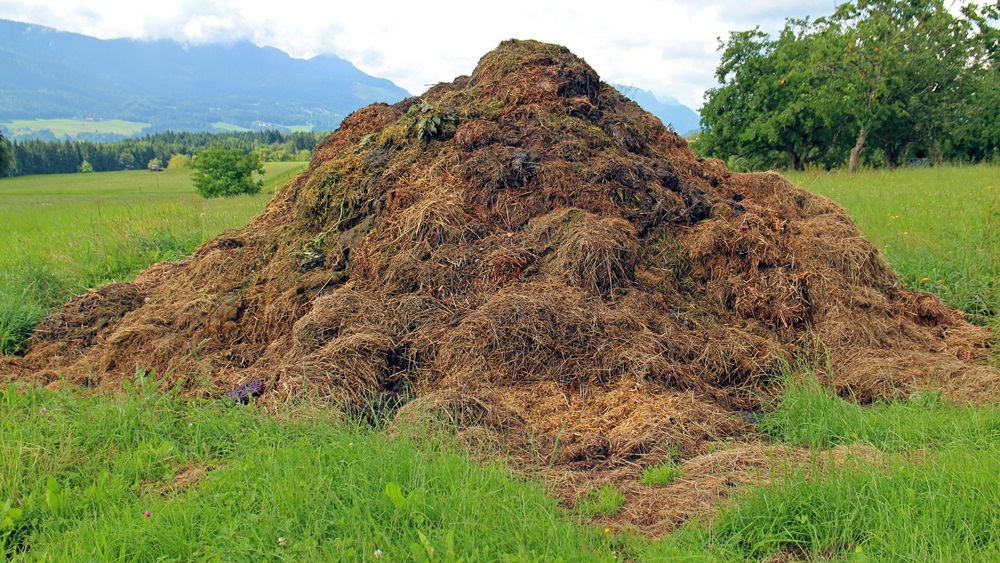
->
[0,162,306,354]
[786,166,1000,324]
[1,119,151,139]
[1,164,999,560]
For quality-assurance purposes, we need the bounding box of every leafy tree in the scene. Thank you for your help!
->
[699,24,840,171]
[812,0,980,172]
[0,131,11,176]
[79,160,94,173]
[697,0,997,172]
[191,144,264,198]
[168,154,191,168]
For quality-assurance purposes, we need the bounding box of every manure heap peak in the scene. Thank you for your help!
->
[9,40,997,478]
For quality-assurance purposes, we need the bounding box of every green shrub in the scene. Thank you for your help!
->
[190,144,264,198]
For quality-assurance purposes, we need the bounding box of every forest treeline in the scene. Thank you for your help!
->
[0,130,326,177]
[695,0,1000,172]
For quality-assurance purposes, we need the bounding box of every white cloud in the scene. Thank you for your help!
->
[0,0,843,110]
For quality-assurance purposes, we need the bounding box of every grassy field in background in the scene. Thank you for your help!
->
[1,118,151,139]
[786,165,1000,324]
[0,162,306,354]
[1,164,1000,560]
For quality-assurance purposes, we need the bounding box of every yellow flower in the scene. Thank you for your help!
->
[920,277,930,283]
[604,527,611,534]
[938,279,945,284]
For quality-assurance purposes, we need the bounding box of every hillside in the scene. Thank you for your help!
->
[0,19,410,136]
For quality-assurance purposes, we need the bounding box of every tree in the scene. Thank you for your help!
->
[699,24,840,171]
[812,0,978,172]
[697,0,995,172]
[191,144,264,198]
[0,131,11,176]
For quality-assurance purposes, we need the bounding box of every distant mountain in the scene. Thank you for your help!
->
[0,19,411,137]
[616,85,701,135]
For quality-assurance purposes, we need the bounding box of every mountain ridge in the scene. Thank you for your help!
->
[0,19,411,136]
[615,84,701,135]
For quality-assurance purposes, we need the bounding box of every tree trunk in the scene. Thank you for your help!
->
[884,140,908,169]
[786,149,802,171]
[848,128,867,174]
[929,139,944,166]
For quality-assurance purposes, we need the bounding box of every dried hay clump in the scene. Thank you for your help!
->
[6,39,998,530]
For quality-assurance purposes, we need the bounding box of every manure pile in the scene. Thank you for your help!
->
[7,40,998,530]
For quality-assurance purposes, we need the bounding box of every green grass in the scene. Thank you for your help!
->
[575,484,625,517]
[642,369,1000,561]
[757,371,1000,451]
[210,121,250,132]
[0,380,621,561]
[641,460,684,487]
[0,162,306,354]
[1,119,151,139]
[786,165,1000,324]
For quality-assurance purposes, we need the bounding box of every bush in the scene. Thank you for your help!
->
[167,154,191,169]
[191,144,264,198]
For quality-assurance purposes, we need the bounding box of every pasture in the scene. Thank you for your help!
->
[1,165,999,560]
[787,166,1000,326]
[0,163,306,354]
[1,118,151,140]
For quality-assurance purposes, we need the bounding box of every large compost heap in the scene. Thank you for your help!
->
[6,39,997,530]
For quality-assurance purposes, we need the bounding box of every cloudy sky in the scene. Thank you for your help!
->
[0,0,840,110]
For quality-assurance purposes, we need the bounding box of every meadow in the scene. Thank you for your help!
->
[0,118,151,139]
[0,163,306,354]
[786,166,1000,326]
[1,165,999,560]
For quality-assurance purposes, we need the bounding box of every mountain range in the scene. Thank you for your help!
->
[0,19,701,139]
[0,19,409,136]
[616,85,701,135]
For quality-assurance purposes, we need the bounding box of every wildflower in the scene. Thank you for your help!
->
[938,279,944,284]
[144,511,151,518]
[278,537,287,547]
[920,277,930,283]
[374,549,383,559]
[39,407,47,416]
[604,527,611,534]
